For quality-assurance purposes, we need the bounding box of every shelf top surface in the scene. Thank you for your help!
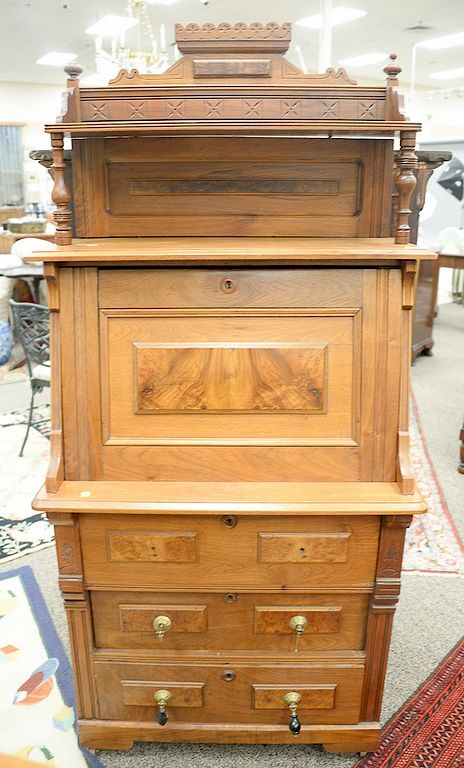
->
[33,481,427,515]
[26,237,436,265]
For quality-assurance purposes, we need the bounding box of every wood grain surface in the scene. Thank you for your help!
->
[91,591,369,652]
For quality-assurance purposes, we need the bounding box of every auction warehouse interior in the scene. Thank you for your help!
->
[0,1,463,767]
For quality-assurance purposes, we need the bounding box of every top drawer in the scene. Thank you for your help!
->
[98,268,363,309]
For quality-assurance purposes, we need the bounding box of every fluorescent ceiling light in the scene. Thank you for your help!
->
[296,6,366,29]
[85,15,138,37]
[339,52,387,67]
[37,52,77,66]
[417,31,464,49]
[429,67,464,80]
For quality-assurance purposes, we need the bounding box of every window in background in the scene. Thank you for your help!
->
[0,126,24,206]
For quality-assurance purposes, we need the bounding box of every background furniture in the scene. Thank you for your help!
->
[393,151,451,362]
[29,23,431,754]
[460,418,464,474]
[9,300,50,455]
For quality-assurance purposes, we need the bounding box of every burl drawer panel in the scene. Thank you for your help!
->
[94,659,365,725]
[98,268,363,309]
[79,514,380,589]
[91,591,369,651]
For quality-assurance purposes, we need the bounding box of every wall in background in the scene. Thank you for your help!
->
[0,82,62,205]
[411,92,464,142]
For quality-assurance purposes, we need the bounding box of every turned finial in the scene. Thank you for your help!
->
[64,63,83,84]
[384,53,401,86]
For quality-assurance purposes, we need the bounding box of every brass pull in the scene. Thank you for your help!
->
[154,689,172,726]
[284,691,301,736]
[153,614,172,640]
[289,614,308,653]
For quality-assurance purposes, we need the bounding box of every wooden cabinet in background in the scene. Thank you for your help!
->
[393,150,451,361]
[29,22,433,754]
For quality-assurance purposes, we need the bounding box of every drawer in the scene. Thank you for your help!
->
[94,659,364,725]
[91,591,370,652]
[79,514,380,589]
[98,268,363,309]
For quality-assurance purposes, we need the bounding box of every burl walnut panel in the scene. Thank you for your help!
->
[135,343,326,413]
[101,313,355,440]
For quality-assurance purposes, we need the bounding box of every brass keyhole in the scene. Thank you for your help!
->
[221,670,236,682]
[221,278,237,294]
[221,515,237,528]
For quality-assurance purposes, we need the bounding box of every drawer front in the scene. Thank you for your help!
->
[92,591,370,651]
[99,268,363,309]
[80,514,380,589]
[94,660,364,725]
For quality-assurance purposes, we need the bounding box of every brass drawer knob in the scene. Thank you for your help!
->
[153,614,172,640]
[154,689,172,726]
[289,614,308,653]
[284,691,301,736]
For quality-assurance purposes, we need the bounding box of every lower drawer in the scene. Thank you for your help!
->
[91,591,369,652]
[94,660,364,725]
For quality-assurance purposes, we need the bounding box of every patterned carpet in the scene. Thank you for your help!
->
[354,636,464,768]
[0,565,104,767]
[404,397,464,575]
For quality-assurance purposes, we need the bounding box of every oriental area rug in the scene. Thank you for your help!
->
[0,565,104,767]
[403,397,464,575]
[353,636,464,768]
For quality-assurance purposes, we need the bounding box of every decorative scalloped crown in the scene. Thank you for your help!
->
[175,22,291,40]
[175,22,291,54]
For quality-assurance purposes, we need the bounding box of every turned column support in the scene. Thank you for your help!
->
[51,132,72,245]
[395,131,418,244]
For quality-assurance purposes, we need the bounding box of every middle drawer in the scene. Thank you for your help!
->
[91,591,370,652]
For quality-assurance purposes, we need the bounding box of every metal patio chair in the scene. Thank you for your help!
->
[9,299,50,456]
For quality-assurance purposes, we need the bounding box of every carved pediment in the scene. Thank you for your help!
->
[175,22,291,54]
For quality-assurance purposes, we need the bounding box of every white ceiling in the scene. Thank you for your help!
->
[1,0,464,90]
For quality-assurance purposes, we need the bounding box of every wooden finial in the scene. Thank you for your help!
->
[384,52,401,86]
[64,62,83,86]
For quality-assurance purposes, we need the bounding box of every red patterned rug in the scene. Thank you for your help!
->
[354,637,464,768]
[403,394,464,575]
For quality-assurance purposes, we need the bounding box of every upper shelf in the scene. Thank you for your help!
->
[25,237,436,265]
[50,21,419,137]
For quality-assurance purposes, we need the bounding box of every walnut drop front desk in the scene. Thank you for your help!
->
[28,22,434,754]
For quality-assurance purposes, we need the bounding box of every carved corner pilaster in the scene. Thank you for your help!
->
[395,131,418,244]
[360,515,412,721]
[49,513,97,719]
[44,266,64,493]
